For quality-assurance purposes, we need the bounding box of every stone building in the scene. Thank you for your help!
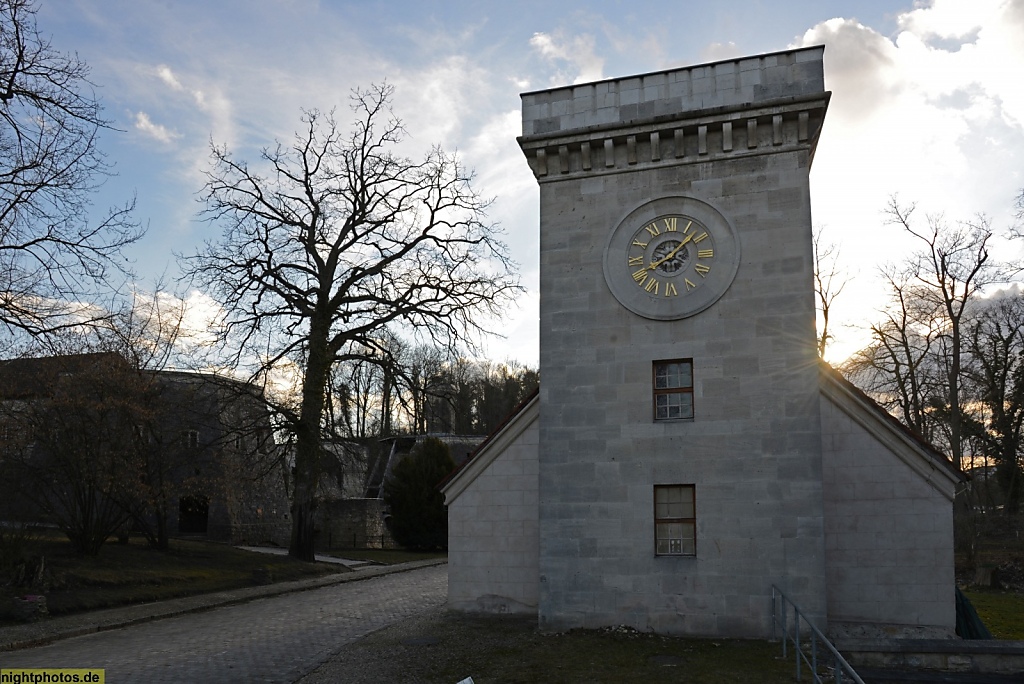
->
[443,46,964,638]
[315,434,484,550]
[0,352,290,546]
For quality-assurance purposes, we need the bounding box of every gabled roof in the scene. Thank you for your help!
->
[440,388,539,501]
[819,361,966,498]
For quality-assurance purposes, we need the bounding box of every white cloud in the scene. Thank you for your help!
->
[153,64,211,112]
[133,111,180,143]
[390,55,494,151]
[699,41,742,63]
[796,2,1024,361]
[529,31,605,84]
[156,64,184,91]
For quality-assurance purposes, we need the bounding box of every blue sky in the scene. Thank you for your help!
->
[36,0,1024,365]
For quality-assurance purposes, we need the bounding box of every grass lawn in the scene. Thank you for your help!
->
[961,589,1024,640]
[2,529,346,622]
[304,612,799,684]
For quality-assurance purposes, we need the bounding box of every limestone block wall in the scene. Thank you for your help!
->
[534,147,827,638]
[318,498,395,550]
[521,47,825,136]
[518,45,831,638]
[820,392,956,631]
[447,417,540,614]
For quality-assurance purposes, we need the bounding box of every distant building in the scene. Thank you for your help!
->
[0,352,290,546]
[315,433,483,550]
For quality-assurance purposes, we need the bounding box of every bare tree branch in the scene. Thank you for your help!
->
[0,0,141,338]
[180,85,522,560]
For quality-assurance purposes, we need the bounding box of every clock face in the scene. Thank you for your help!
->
[603,197,740,320]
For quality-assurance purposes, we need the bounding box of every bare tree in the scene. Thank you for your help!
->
[0,0,141,338]
[963,289,1024,512]
[1013,188,1024,239]
[813,231,847,358]
[844,268,947,444]
[181,86,521,560]
[886,197,1001,468]
[0,352,139,554]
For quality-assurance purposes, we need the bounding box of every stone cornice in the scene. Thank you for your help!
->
[517,93,829,181]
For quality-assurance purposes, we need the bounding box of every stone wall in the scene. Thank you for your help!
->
[820,389,957,633]
[525,46,830,637]
[446,401,540,614]
[318,498,396,550]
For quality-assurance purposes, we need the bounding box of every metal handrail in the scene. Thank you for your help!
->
[771,585,865,684]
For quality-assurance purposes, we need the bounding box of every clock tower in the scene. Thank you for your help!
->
[519,46,831,635]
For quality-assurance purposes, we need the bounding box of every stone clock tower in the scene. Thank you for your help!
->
[444,44,958,641]
[519,46,830,635]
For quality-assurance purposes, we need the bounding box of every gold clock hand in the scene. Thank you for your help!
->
[647,231,694,271]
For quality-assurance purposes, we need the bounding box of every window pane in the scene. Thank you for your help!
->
[655,361,693,389]
[656,393,693,420]
[680,487,694,516]
[679,523,696,555]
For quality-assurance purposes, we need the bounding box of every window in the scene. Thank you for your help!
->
[654,484,696,556]
[181,430,199,450]
[653,359,693,420]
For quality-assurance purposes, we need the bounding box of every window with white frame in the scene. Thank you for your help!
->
[181,429,199,450]
[653,359,693,420]
[654,484,696,556]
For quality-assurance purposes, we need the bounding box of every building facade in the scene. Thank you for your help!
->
[444,46,963,638]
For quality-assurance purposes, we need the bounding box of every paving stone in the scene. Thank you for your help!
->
[0,564,447,683]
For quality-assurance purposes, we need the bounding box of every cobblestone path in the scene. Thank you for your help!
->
[0,564,447,683]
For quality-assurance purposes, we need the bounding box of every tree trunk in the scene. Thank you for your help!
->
[288,314,332,561]
[289,496,318,561]
[155,509,169,550]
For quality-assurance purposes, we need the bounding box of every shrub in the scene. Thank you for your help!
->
[383,438,455,550]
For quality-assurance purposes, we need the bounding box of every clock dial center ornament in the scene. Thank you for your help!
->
[603,197,740,320]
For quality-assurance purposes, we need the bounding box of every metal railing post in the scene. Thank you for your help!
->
[795,605,801,681]
[771,585,865,684]
[781,595,788,658]
[811,627,817,679]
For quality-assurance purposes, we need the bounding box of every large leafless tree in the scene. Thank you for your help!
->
[0,0,140,338]
[182,85,521,560]
[885,198,1001,468]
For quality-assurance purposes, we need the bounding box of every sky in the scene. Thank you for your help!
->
[35,0,1024,367]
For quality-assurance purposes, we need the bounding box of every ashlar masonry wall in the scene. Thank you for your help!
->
[446,409,540,614]
[820,385,958,633]
[523,46,831,637]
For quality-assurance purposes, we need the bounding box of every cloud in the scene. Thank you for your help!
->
[799,18,899,125]
[154,64,210,111]
[156,64,184,91]
[133,111,180,143]
[795,2,1024,361]
[699,41,742,63]
[529,31,605,84]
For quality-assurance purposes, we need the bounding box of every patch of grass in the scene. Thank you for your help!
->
[303,612,797,684]
[323,548,446,565]
[961,589,1024,640]
[2,529,346,621]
